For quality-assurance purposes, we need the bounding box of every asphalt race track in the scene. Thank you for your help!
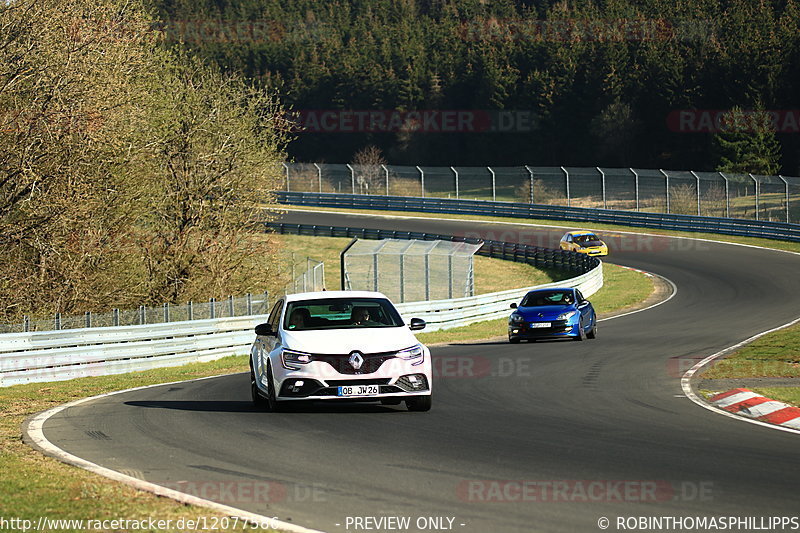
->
[37,210,800,533]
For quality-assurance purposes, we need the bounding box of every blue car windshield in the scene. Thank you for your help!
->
[521,290,574,307]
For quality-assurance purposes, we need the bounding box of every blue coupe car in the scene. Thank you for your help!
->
[508,288,597,343]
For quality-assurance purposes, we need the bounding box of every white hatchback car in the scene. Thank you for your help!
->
[250,291,432,411]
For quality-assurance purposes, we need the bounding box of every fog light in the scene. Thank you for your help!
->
[291,380,305,393]
[512,329,519,334]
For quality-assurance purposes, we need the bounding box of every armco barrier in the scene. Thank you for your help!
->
[1,223,600,387]
[276,191,800,243]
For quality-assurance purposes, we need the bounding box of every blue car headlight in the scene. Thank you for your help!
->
[557,310,578,321]
[510,312,525,324]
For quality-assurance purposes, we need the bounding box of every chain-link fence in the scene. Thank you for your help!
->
[342,238,481,303]
[285,258,325,295]
[282,163,800,224]
[0,292,271,334]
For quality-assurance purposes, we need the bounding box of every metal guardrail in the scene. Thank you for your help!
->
[0,315,268,387]
[0,222,599,386]
[277,191,800,243]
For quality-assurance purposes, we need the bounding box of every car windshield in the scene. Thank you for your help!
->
[520,290,574,307]
[574,234,599,244]
[283,297,405,331]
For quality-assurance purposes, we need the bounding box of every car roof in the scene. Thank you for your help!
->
[525,287,575,294]
[568,230,598,236]
[284,290,391,303]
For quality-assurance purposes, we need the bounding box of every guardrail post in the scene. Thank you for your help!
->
[346,163,355,195]
[488,166,496,202]
[85,311,91,329]
[597,167,606,209]
[416,165,425,198]
[313,163,322,193]
[23,315,30,332]
[659,169,670,213]
[749,173,759,220]
[719,172,730,218]
[690,171,701,215]
[451,166,459,199]
[113,308,119,326]
[188,301,193,321]
[55,313,61,330]
[163,302,170,323]
[779,175,789,223]
[282,162,289,192]
[210,298,216,319]
[381,164,389,195]
[525,165,534,204]
[561,166,570,207]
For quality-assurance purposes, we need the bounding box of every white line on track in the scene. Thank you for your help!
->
[23,375,325,533]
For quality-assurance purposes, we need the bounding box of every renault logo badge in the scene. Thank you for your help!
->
[349,351,364,370]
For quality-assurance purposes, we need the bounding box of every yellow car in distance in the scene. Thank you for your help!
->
[559,231,609,256]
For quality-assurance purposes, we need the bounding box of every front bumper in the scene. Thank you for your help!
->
[266,353,433,401]
[508,319,578,339]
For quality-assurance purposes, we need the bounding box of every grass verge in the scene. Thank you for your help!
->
[1,355,260,532]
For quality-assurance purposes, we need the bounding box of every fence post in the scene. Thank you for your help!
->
[313,163,322,193]
[690,171,701,215]
[163,302,170,323]
[779,175,789,223]
[749,173,759,220]
[246,293,252,315]
[448,254,453,298]
[424,254,430,300]
[55,313,61,330]
[23,315,30,332]
[113,308,119,326]
[282,162,289,192]
[346,163,355,195]
[561,166,570,207]
[597,167,606,209]
[659,169,670,213]
[139,305,145,325]
[631,168,640,211]
[264,291,269,309]
[488,166,496,202]
[85,311,91,329]
[416,165,425,198]
[451,166,459,199]
[381,164,389,195]
[525,165,534,204]
[210,298,216,319]
[719,172,730,218]
[188,301,193,321]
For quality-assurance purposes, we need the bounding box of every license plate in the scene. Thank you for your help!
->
[338,385,380,397]
[530,322,551,328]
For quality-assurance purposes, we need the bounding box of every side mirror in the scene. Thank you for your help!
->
[254,323,275,336]
[409,318,426,331]
[510,303,518,309]
[577,301,589,308]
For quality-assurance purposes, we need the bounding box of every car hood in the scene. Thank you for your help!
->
[281,327,420,354]
[579,240,605,248]
[517,305,575,320]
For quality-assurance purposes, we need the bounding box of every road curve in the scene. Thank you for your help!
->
[36,211,800,533]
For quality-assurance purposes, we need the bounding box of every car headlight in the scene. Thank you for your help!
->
[282,348,313,370]
[509,312,525,323]
[397,344,424,365]
[557,310,578,320]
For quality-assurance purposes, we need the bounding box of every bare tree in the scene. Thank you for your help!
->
[351,145,387,194]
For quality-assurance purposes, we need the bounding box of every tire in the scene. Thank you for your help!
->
[574,319,586,341]
[381,398,402,405]
[587,321,597,339]
[251,363,268,409]
[509,336,521,344]
[406,395,432,412]
[264,363,285,412]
